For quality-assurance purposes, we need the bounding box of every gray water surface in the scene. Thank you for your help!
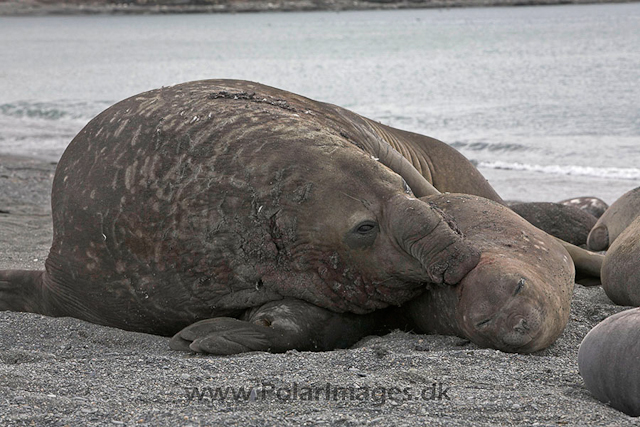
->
[1,3,639,202]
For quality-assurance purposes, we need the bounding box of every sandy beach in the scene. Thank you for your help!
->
[0,153,638,425]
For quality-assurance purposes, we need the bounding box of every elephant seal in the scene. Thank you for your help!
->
[0,79,602,353]
[558,196,608,219]
[406,194,575,353]
[601,215,640,306]
[509,202,597,247]
[587,187,640,251]
[578,308,640,416]
[0,79,482,354]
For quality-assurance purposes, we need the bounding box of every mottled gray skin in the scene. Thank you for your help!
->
[406,195,575,353]
[0,79,482,354]
[558,196,608,219]
[578,308,640,416]
[509,202,597,247]
[587,187,640,251]
[601,216,640,306]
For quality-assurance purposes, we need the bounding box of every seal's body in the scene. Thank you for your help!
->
[509,201,597,247]
[1,79,484,353]
[578,308,640,416]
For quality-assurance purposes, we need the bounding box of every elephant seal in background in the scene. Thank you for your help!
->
[587,187,640,251]
[578,308,640,416]
[558,196,608,219]
[0,79,484,355]
[601,216,640,306]
[406,194,575,353]
[509,202,597,247]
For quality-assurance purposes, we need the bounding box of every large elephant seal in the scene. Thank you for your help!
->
[406,194,575,353]
[0,79,483,354]
[601,215,640,306]
[578,308,640,416]
[587,186,640,251]
[0,79,602,354]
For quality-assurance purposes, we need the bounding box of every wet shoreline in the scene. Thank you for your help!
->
[0,0,635,16]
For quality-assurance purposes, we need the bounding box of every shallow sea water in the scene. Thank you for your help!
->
[0,3,639,203]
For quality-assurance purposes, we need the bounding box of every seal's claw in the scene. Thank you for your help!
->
[168,334,193,352]
[191,331,270,354]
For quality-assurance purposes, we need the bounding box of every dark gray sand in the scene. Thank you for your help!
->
[1,154,638,426]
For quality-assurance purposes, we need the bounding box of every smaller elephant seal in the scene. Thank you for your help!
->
[601,215,640,306]
[578,308,640,416]
[587,187,640,251]
[405,194,575,353]
[509,201,597,247]
[558,196,608,219]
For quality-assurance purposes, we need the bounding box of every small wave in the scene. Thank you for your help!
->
[479,161,640,180]
[450,141,530,152]
[0,101,108,121]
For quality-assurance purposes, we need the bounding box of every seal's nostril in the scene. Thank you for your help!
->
[513,278,526,296]
[255,318,272,327]
[513,318,528,334]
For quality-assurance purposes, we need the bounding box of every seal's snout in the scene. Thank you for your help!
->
[445,245,482,285]
[391,195,481,286]
[499,313,538,349]
[466,308,540,352]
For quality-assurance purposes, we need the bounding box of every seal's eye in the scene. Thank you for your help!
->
[345,221,379,249]
[356,222,376,234]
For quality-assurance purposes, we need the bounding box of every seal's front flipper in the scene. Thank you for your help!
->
[169,318,274,354]
[169,299,377,355]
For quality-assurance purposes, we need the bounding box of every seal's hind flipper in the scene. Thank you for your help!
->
[0,270,46,313]
[169,299,377,355]
[555,238,603,279]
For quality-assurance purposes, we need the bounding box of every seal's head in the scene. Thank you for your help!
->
[408,194,575,353]
[456,256,560,353]
[249,121,481,313]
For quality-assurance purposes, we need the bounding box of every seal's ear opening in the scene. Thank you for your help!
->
[344,220,379,249]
